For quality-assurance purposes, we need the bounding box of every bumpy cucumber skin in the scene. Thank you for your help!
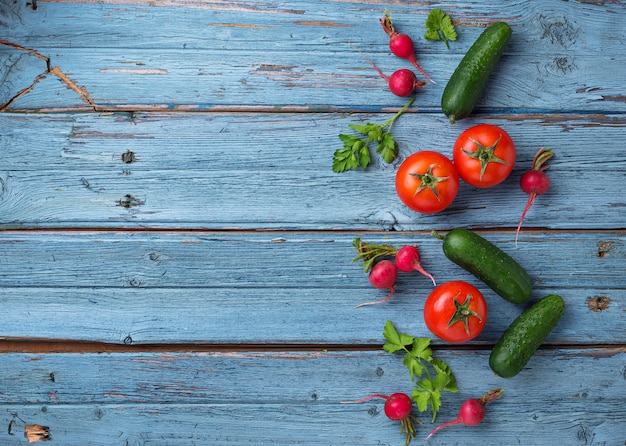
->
[489,294,566,378]
[442,228,532,304]
[441,22,512,124]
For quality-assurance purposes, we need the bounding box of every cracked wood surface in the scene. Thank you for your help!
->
[1,1,625,445]
[1,2,625,112]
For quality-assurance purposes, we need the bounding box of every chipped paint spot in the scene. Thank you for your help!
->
[293,20,353,27]
[587,296,611,312]
[597,240,614,257]
[561,347,626,359]
[208,23,273,29]
[252,64,296,72]
[42,0,305,14]
[100,68,168,75]
[24,424,50,443]
[576,86,602,94]
[601,95,626,103]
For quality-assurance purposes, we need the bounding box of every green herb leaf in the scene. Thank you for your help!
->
[383,320,458,422]
[424,8,457,49]
[411,386,432,412]
[409,337,433,362]
[348,122,377,136]
[333,137,371,173]
[382,320,413,353]
[338,133,361,146]
[332,148,356,173]
[376,133,398,164]
[414,378,444,422]
[403,354,426,379]
[332,97,414,172]
[358,144,371,170]
[431,358,459,393]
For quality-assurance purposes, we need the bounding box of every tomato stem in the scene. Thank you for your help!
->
[464,134,508,180]
[409,164,450,200]
[447,291,483,335]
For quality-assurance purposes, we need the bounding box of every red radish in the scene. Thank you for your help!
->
[395,245,436,286]
[515,148,554,246]
[341,392,420,446]
[350,43,426,97]
[425,388,503,440]
[387,69,425,97]
[380,12,435,84]
[355,259,398,308]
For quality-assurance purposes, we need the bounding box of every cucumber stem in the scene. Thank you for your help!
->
[431,230,445,240]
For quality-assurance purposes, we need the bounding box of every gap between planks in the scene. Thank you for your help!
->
[1,227,625,235]
[0,339,623,354]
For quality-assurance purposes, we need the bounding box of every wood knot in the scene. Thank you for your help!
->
[117,194,143,209]
[121,150,136,164]
[587,296,610,312]
[539,14,579,48]
[553,56,576,74]
[597,241,614,257]
[367,406,379,416]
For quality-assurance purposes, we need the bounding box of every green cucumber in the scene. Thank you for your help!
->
[441,22,512,124]
[435,228,532,304]
[490,294,566,378]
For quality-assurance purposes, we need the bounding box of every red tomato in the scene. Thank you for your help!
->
[423,280,488,343]
[453,124,516,188]
[395,151,460,214]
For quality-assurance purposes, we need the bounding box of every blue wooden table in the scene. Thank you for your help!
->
[1,1,625,445]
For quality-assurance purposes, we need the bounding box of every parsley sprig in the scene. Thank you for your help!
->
[383,320,458,422]
[424,8,457,49]
[332,97,414,173]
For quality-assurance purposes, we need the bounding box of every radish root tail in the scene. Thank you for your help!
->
[415,265,437,286]
[515,193,536,247]
[424,418,462,441]
[354,287,395,309]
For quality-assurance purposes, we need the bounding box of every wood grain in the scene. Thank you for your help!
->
[1,1,625,445]
[0,231,623,345]
[1,112,625,230]
[1,1,625,112]
[0,349,624,445]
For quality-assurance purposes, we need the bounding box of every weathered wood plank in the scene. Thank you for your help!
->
[3,49,624,113]
[5,0,625,56]
[1,0,624,112]
[1,1,624,445]
[1,112,625,230]
[0,349,624,445]
[1,231,623,344]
